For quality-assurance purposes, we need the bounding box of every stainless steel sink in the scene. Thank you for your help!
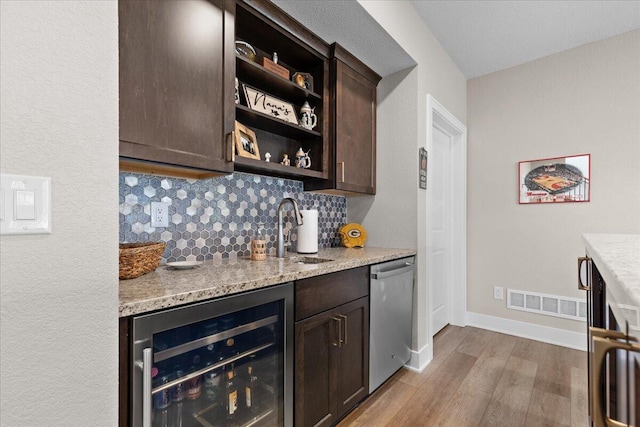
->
[291,256,334,264]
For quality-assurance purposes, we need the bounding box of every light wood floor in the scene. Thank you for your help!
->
[338,325,588,427]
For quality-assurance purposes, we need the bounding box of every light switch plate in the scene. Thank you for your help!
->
[0,173,52,235]
[15,189,36,220]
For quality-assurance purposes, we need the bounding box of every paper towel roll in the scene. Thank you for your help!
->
[297,209,318,254]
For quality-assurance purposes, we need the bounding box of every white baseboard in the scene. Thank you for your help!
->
[466,311,587,351]
[405,342,432,372]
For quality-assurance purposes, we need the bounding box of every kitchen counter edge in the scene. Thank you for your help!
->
[119,247,416,317]
[582,233,640,310]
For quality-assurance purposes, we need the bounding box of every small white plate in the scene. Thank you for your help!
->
[166,261,203,270]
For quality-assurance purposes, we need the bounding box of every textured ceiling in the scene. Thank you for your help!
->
[273,1,640,80]
[412,0,640,79]
[271,0,416,77]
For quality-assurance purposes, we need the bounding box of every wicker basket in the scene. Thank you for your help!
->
[119,242,166,280]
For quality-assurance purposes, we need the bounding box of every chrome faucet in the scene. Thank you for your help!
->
[276,198,303,258]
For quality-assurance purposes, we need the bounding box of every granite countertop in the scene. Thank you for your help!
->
[582,233,640,314]
[119,246,416,317]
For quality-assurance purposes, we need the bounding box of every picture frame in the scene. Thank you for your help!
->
[518,153,590,204]
[242,84,298,125]
[234,121,261,160]
[292,72,314,92]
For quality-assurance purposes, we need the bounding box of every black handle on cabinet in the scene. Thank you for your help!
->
[578,256,591,291]
[590,327,640,427]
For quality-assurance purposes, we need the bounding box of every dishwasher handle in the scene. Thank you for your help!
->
[371,263,414,280]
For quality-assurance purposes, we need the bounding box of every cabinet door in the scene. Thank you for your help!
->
[119,0,234,173]
[336,297,369,419]
[295,309,340,427]
[334,60,377,194]
[119,317,131,427]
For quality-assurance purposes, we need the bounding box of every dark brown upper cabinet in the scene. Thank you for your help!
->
[306,43,381,195]
[119,1,380,188]
[119,0,235,178]
[233,1,330,181]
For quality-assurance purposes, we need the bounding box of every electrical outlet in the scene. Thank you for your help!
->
[151,202,169,228]
[494,286,504,300]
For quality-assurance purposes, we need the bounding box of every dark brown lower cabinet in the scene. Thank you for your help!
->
[119,317,131,427]
[335,298,369,418]
[579,256,640,427]
[295,297,369,427]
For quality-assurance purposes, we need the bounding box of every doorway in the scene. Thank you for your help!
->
[426,95,467,338]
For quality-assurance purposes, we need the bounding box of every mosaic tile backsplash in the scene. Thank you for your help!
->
[119,172,347,262]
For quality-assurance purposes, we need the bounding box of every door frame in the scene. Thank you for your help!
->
[426,94,467,339]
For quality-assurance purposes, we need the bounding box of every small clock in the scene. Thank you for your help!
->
[235,40,256,62]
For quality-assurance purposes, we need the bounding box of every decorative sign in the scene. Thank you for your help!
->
[518,154,590,204]
[260,57,290,80]
[419,148,428,190]
[242,84,298,125]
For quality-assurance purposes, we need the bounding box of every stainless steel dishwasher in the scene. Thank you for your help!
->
[369,257,415,393]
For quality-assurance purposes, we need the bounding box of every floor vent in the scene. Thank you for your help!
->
[507,289,586,322]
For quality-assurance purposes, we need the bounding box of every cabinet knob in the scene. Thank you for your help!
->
[339,162,345,183]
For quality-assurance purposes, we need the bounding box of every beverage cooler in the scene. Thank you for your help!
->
[131,283,293,427]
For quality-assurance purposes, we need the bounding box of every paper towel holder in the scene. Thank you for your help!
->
[297,209,318,254]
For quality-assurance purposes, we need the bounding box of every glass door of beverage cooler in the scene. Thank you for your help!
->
[132,283,293,427]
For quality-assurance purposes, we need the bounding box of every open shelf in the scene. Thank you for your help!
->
[235,105,321,139]
[235,1,329,185]
[152,342,275,396]
[234,156,325,180]
[154,316,278,363]
[237,55,321,104]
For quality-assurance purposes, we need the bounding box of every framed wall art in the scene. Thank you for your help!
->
[234,121,261,160]
[419,148,428,190]
[242,84,298,125]
[518,154,590,204]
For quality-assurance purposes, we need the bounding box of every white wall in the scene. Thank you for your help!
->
[350,0,467,359]
[0,2,119,425]
[467,30,640,333]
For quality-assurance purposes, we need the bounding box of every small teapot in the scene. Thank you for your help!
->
[295,147,311,169]
[298,101,317,130]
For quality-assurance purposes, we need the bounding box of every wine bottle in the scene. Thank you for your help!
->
[245,355,259,414]
[204,359,222,403]
[224,363,239,424]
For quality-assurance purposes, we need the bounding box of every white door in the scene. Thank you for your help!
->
[429,125,453,336]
